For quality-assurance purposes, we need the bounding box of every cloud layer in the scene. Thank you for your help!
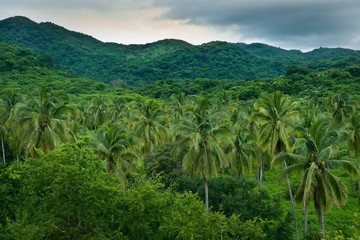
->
[1,0,360,50]
[155,0,360,49]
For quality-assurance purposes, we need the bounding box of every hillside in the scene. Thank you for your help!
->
[1,16,360,86]
[0,42,109,96]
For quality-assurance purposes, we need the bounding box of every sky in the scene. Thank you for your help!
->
[1,0,360,51]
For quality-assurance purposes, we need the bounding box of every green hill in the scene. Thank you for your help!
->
[0,42,109,96]
[1,16,360,86]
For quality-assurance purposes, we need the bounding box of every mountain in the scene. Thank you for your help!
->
[0,42,109,96]
[1,16,360,86]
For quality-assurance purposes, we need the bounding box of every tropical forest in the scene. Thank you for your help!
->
[0,16,360,240]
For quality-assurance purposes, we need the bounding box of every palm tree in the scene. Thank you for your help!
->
[134,99,168,154]
[14,88,75,157]
[329,92,353,126]
[92,123,136,188]
[228,125,255,179]
[171,92,186,121]
[254,91,298,155]
[173,97,230,211]
[348,113,360,199]
[254,91,299,240]
[0,91,21,164]
[109,97,125,122]
[0,121,7,164]
[273,114,359,239]
[88,96,108,130]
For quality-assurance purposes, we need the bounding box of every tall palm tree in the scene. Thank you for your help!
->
[254,91,298,155]
[92,123,136,188]
[109,97,125,122]
[228,125,255,179]
[134,99,168,154]
[329,92,353,126]
[273,114,359,239]
[88,96,108,130]
[348,113,360,199]
[171,92,186,121]
[0,119,7,164]
[0,91,21,164]
[254,91,299,240]
[173,97,230,211]
[14,88,75,157]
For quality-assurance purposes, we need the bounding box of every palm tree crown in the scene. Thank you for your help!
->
[14,88,75,157]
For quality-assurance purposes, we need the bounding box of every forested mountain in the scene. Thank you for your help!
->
[0,42,109,96]
[1,16,360,86]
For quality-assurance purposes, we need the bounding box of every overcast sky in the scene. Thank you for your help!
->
[1,0,360,51]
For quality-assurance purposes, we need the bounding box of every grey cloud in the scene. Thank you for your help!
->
[2,0,155,14]
[2,0,360,49]
[154,0,360,49]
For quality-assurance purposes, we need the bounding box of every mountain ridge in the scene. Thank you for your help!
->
[1,16,360,85]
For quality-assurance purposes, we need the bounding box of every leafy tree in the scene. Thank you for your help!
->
[144,143,184,188]
[1,140,126,240]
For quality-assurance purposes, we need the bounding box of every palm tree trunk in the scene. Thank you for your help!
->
[257,168,260,188]
[149,141,153,154]
[357,153,360,200]
[149,127,153,154]
[203,173,209,212]
[284,162,299,240]
[349,151,354,193]
[1,134,5,164]
[304,204,309,236]
[259,152,264,187]
[320,205,325,239]
[314,190,325,239]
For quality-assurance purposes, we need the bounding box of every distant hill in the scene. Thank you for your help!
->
[1,16,360,86]
[0,42,109,96]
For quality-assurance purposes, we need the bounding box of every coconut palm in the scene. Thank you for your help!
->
[92,123,136,188]
[88,96,108,130]
[254,91,298,155]
[273,114,359,239]
[14,88,75,157]
[348,113,360,198]
[229,125,255,178]
[173,97,230,211]
[134,99,168,154]
[0,91,22,163]
[0,120,6,164]
[329,92,354,126]
[171,92,186,121]
[109,97,126,122]
[255,91,299,240]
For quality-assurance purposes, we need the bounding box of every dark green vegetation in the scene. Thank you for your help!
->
[1,17,360,240]
[1,16,360,86]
